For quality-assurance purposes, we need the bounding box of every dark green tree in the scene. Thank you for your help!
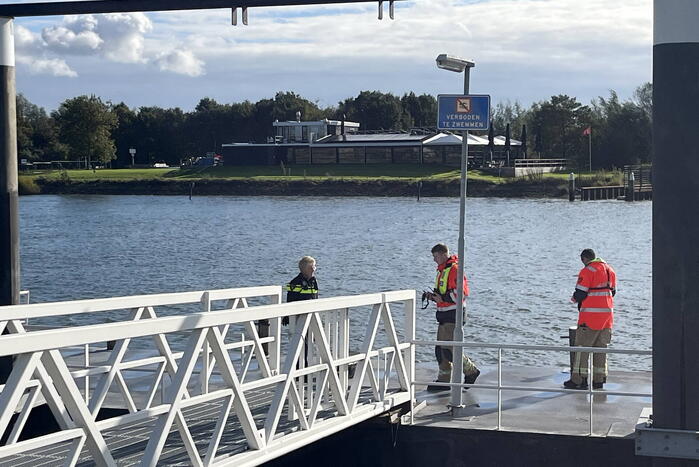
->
[52,95,118,166]
[401,92,437,128]
[529,95,591,164]
[16,94,65,161]
[589,89,652,168]
[338,91,408,130]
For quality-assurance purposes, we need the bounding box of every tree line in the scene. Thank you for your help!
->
[17,83,651,170]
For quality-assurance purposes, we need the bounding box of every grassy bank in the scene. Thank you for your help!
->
[19,165,624,197]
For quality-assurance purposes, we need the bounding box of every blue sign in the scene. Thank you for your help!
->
[437,94,491,131]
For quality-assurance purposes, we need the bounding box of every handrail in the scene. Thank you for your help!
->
[0,286,282,320]
[413,339,652,355]
[0,288,416,465]
[0,293,413,356]
[411,339,652,435]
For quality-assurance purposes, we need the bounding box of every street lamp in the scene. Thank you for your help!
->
[436,53,475,410]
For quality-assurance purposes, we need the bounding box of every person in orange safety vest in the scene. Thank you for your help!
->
[564,248,617,390]
[425,243,480,392]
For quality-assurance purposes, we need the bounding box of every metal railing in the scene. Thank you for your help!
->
[0,287,415,466]
[410,340,652,436]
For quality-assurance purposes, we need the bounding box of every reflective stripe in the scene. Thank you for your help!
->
[575,284,589,292]
[286,285,318,293]
[588,291,612,297]
[580,307,613,313]
[586,265,597,272]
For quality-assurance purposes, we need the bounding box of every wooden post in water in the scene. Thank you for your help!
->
[568,172,575,202]
[625,171,634,202]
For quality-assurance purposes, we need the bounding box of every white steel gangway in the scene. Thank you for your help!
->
[0,286,415,466]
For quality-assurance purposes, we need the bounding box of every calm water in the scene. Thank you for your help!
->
[19,195,652,370]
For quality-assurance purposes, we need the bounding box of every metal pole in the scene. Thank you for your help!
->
[653,0,699,444]
[0,17,18,382]
[450,67,470,408]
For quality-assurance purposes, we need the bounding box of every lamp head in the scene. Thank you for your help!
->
[436,54,475,73]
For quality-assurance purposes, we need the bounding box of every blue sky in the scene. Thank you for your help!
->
[10,0,652,111]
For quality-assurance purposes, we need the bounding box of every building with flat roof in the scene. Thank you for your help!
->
[222,120,521,167]
[271,118,360,144]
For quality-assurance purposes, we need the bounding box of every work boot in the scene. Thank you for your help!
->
[463,369,481,389]
[426,380,449,392]
[563,379,588,390]
[592,382,604,390]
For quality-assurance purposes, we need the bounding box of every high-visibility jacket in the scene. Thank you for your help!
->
[285,273,318,302]
[575,259,616,330]
[434,255,469,323]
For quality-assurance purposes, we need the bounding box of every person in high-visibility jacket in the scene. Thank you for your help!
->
[283,256,319,374]
[285,256,319,304]
[425,243,480,392]
[284,256,319,326]
[564,248,617,390]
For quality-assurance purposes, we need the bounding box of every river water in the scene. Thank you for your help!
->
[19,195,652,371]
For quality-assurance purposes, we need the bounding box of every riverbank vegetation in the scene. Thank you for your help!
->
[19,165,624,197]
[17,85,651,173]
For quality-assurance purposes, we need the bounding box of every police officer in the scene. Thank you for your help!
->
[426,243,480,392]
[564,248,617,390]
[284,256,318,309]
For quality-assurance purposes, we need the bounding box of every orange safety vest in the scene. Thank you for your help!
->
[435,255,469,313]
[575,259,616,330]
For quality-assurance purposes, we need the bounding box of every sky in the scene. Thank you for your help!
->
[8,0,652,112]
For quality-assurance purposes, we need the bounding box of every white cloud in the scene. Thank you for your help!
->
[14,0,653,108]
[16,13,206,77]
[16,55,78,77]
[15,25,78,77]
[41,13,151,62]
[155,49,206,76]
[42,25,103,54]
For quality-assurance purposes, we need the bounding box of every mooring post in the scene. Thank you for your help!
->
[625,171,635,202]
[652,0,699,460]
[0,16,18,382]
[568,172,575,202]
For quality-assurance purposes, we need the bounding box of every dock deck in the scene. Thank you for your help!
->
[412,365,651,438]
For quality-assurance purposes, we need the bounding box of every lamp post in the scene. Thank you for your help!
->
[436,53,474,409]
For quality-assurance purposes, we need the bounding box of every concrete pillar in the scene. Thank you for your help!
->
[653,0,699,438]
[0,16,18,382]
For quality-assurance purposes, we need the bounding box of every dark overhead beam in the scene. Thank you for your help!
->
[0,0,394,17]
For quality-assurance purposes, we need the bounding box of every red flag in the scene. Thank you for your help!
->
[582,126,592,136]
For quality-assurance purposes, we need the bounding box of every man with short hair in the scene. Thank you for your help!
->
[425,243,480,392]
[285,256,319,307]
[564,249,617,390]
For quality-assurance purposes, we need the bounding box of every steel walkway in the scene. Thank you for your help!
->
[0,287,415,466]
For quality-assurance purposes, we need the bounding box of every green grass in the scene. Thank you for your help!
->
[21,165,621,186]
[26,168,176,180]
[168,164,463,181]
